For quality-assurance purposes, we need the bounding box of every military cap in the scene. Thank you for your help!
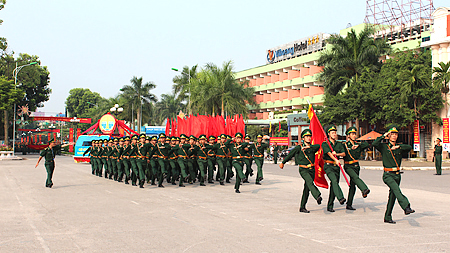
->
[325,125,337,134]
[139,134,146,139]
[171,137,177,141]
[227,135,232,139]
[220,134,227,139]
[48,138,55,143]
[108,139,114,143]
[256,134,263,138]
[189,135,197,140]
[346,127,357,135]
[145,136,150,140]
[245,134,251,140]
[209,135,216,140]
[103,139,109,143]
[386,124,398,133]
[437,138,442,142]
[301,129,312,137]
[124,136,130,141]
[235,132,243,138]
[151,135,158,140]
[131,135,138,140]
[119,138,124,142]
[159,133,166,138]
[180,134,187,139]
[176,137,180,141]
[113,138,119,142]
[199,134,207,140]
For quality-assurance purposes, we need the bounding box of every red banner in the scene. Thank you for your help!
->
[413,120,420,151]
[48,132,52,142]
[32,116,91,124]
[443,118,449,144]
[269,137,289,146]
[53,133,57,141]
[76,128,81,141]
[69,128,74,152]
[18,128,60,133]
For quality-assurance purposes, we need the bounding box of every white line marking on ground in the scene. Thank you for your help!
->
[231,216,237,218]
[105,190,111,193]
[200,206,206,208]
[258,224,265,227]
[244,219,250,222]
[220,212,227,215]
[334,246,346,250]
[289,233,304,238]
[311,239,325,244]
[131,201,139,205]
[273,228,283,232]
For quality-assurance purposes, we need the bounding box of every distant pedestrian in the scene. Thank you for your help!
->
[35,139,74,188]
[434,138,442,175]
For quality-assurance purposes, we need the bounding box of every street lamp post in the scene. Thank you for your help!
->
[110,104,124,118]
[12,61,37,154]
[171,67,191,114]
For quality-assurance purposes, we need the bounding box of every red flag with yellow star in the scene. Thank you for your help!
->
[307,105,328,189]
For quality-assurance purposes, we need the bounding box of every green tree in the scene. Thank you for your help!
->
[172,65,198,107]
[0,76,24,144]
[318,26,391,132]
[433,61,450,93]
[119,76,157,131]
[398,65,429,118]
[65,88,102,118]
[155,93,185,125]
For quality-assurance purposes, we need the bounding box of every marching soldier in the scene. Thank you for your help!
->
[148,136,159,185]
[35,139,74,188]
[121,136,132,184]
[206,136,217,184]
[194,134,210,186]
[168,137,180,185]
[171,134,191,187]
[273,142,279,164]
[243,135,253,182]
[225,133,249,193]
[128,135,139,186]
[83,139,97,175]
[434,138,442,175]
[212,134,229,185]
[373,125,415,224]
[101,139,109,178]
[135,134,153,188]
[250,134,270,185]
[116,138,125,182]
[322,125,346,212]
[106,139,114,180]
[109,138,120,181]
[343,127,371,210]
[154,133,170,188]
[280,129,322,213]
[144,136,152,183]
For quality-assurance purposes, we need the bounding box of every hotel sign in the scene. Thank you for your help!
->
[266,33,326,64]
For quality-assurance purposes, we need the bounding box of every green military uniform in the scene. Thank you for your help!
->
[135,134,154,188]
[243,135,253,181]
[343,127,370,210]
[322,125,346,211]
[372,125,414,223]
[212,134,230,185]
[95,141,104,177]
[101,140,109,178]
[282,129,322,212]
[127,135,140,186]
[171,134,191,187]
[108,139,119,181]
[434,139,442,175]
[273,145,279,164]
[121,137,132,184]
[39,140,61,188]
[83,140,96,175]
[115,138,125,182]
[194,135,210,186]
[225,133,249,193]
[106,139,114,180]
[249,134,269,184]
[168,137,180,185]
[225,135,234,183]
[154,133,171,187]
[206,136,217,184]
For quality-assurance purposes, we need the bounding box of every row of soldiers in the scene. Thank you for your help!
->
[280,125,415,224]
[83,132,270,193]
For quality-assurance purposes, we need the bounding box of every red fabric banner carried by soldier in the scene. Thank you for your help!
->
[165,118,170,136]
[307,105,329,189]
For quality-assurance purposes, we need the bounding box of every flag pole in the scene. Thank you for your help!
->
[306,100,350,186]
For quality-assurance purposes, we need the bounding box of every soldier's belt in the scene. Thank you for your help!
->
[137,156,147,159]
[208,154,215,157]
[233,156,242,159]
[324,160,338,165]
[198,156,207,160]
[253,155,263,158]
[112,157,118,159]
[216,155,226,158]
[130,156,137,158]
[122,156,129,159]
[344,160,359,165]
[169,157,177,160]
[299,164,314,169]
[178,155,187,158]
[102,156,107,158]
[152,155,158,158]
[384,167,400,172]
[157,155,168,159]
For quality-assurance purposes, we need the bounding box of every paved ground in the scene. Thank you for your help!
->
[1,155,449,252]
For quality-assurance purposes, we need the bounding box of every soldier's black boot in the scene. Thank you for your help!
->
[384,219,396,224]
[339,198,346,205]
[104,171,108,178]
[299,208,310,213]
[346,205,356,210]
[404,205,415,215]
[316,196,322,205]
[125,176,130,185]
[362,189,370,198]
[139,180,144,188]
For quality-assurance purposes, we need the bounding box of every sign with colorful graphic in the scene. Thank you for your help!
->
[266,33,327,64]
[269,137,289,146]
[69,128,74,152]
[99,114,116,134]
[413,120,420,151]
[443,118,449,152]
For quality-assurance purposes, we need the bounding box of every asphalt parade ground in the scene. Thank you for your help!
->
[1,155,449,252]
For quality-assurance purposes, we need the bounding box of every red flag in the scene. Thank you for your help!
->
[165,118,170,136]
[171,118,176,136]
[279,121,281,132]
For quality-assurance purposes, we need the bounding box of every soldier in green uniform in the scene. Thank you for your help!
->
[168,137,179,185]
[127,135,139,186]
[83,140,97,175]
[343,127,371,210]
[434,138,442,175]
[322,125,347,212]
[135,134,153,188]
[225,133,250,193]
[109,138,120,181]
[225,135,234,183]
[280,129,323,213]
[171,134,191,187]
[101,139,109,178]
[35,139,74,188]
[249,134,270,185]
[154,133,170,187]
[121,136,132,184]
[194,134,210,186]
[243,135,253,182]
[144,136,152,183]
[212,134,229,185]
[273,143,279,164]
[148,136,159,185]
[373,125,415,224]
[116,138,125,182]
[106,139,114,180]
[206,136,217,184]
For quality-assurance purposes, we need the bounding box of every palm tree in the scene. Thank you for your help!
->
[197,61,256,117]
[398,65,430,118]
[433,62,450,94]
[120,76,157,131]
[318,25,391,132]
[155,93,185,125]
[172,65,198,107]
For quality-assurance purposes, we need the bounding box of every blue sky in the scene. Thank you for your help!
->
[1,0,447,115]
